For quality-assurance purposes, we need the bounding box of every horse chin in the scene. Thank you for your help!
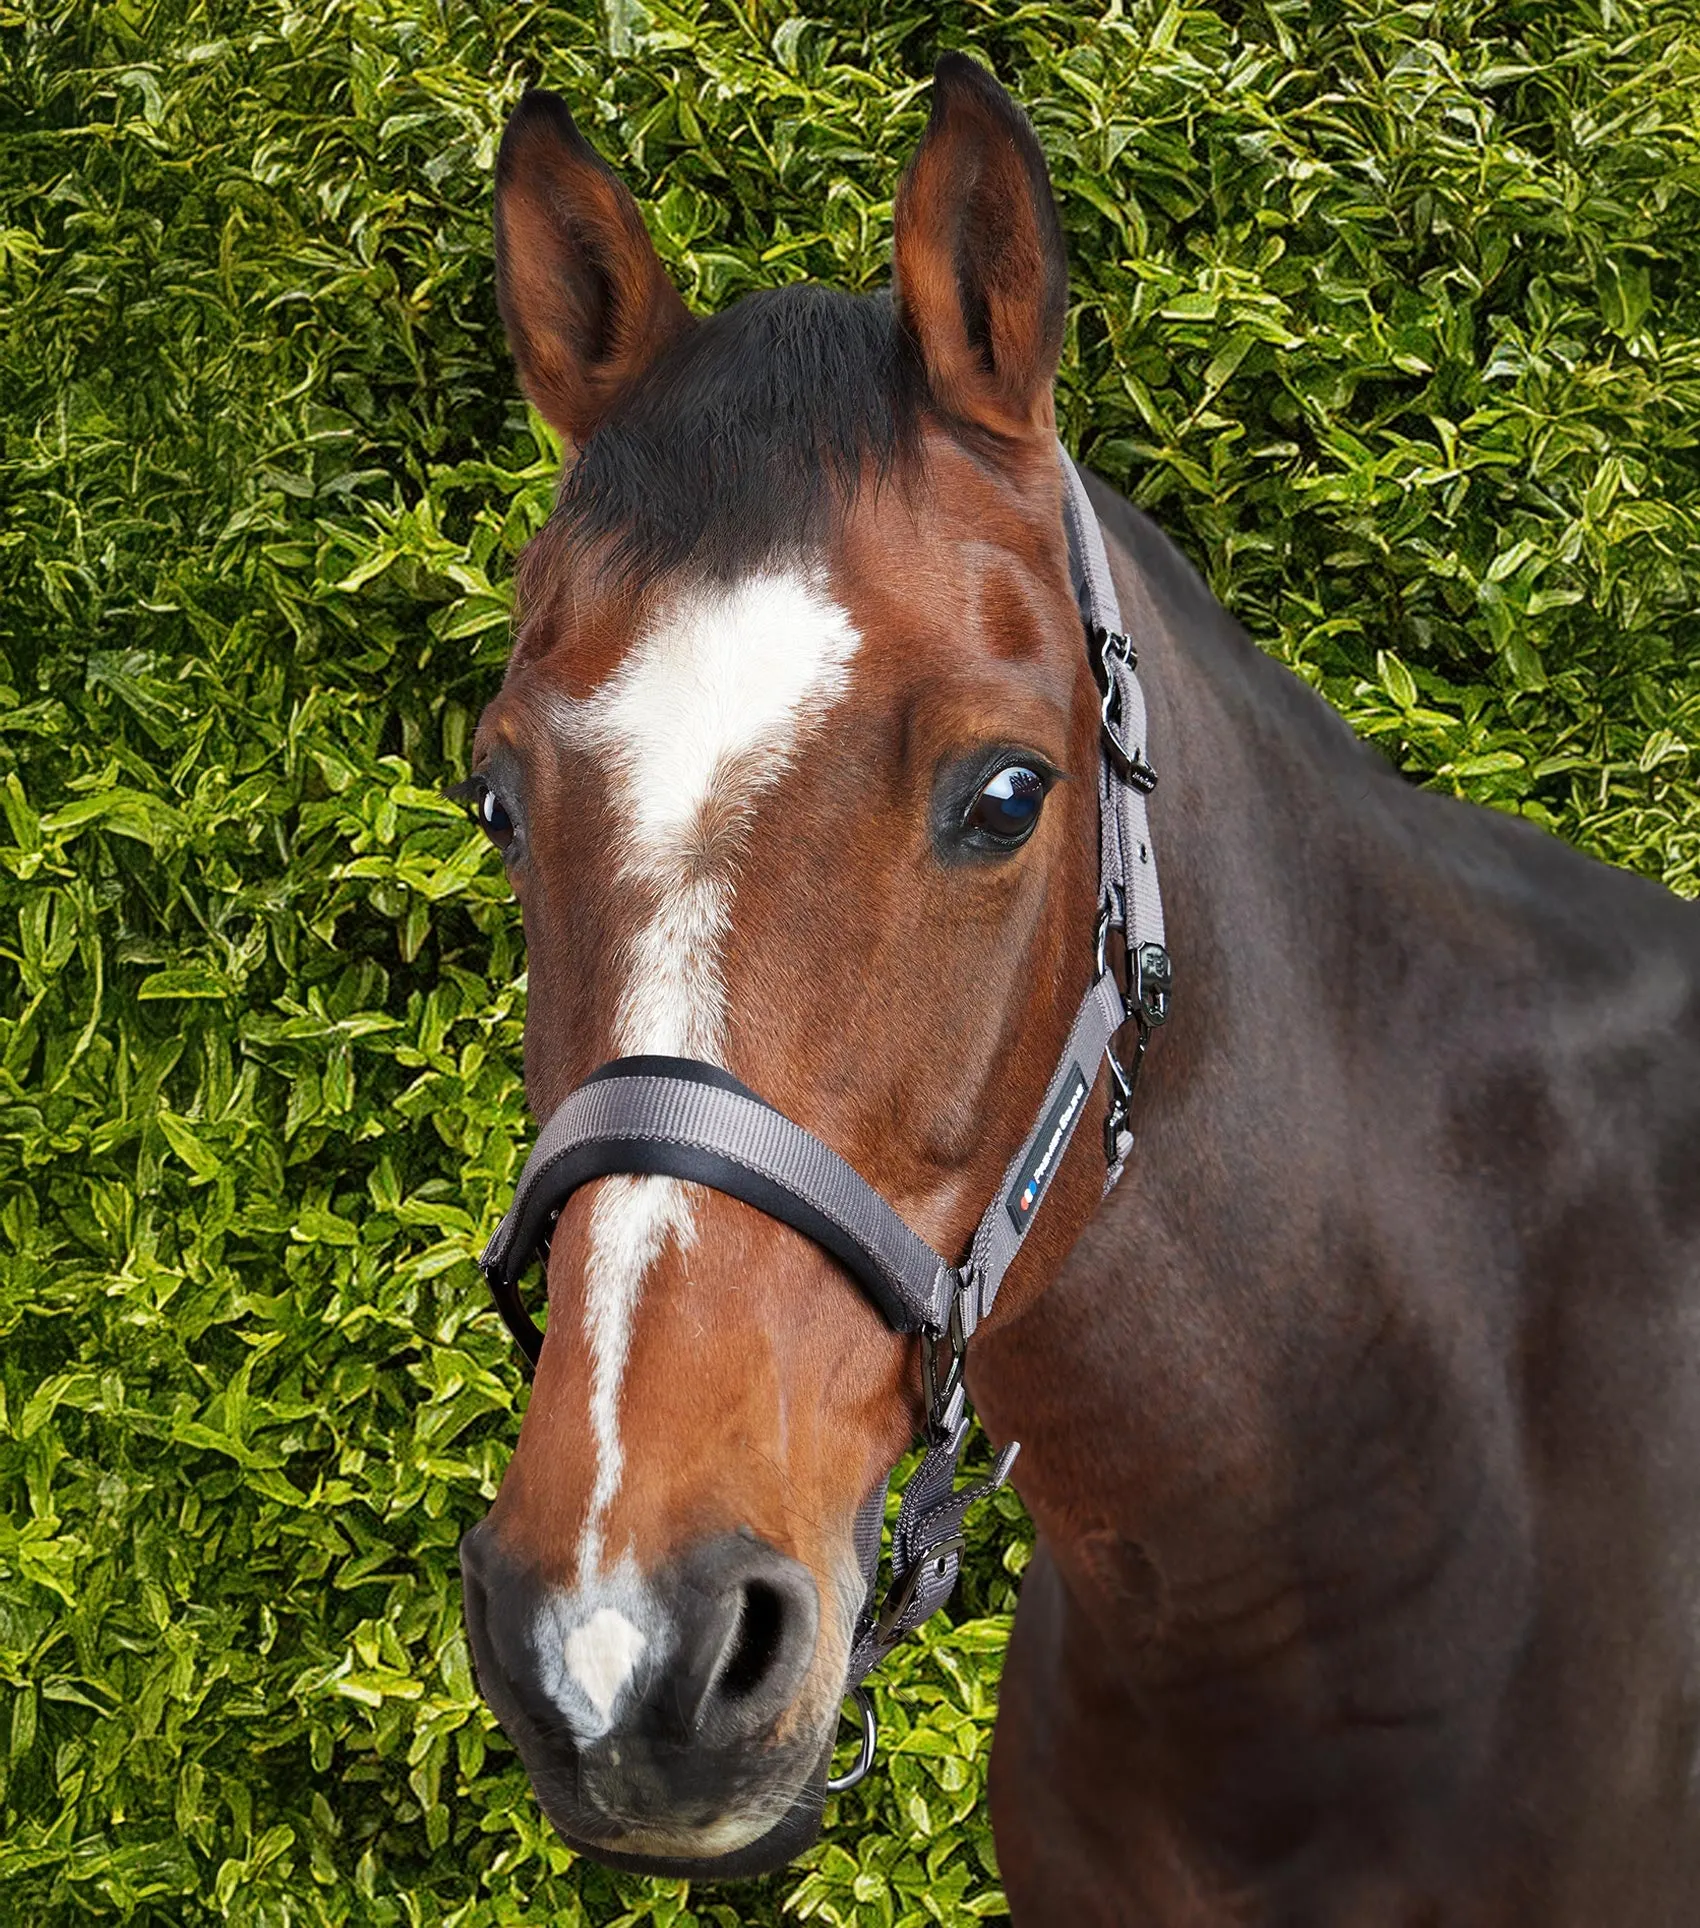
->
[540,1730,836,1880]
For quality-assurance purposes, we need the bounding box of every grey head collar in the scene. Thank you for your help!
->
[477,441,1171,1788]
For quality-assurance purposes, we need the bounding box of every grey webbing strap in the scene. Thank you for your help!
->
[480,1061,956,1350]
[1059,446,1168,1189]
[942,453,1168,1325]
[1104,653,1165,960]
[1059,445,1119,632]
[844,1407,1018,1687]
[958,965,1126,1334]
[1060,448,1167,972]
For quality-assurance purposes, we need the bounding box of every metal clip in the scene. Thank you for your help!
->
[1092,623,1136,674]
[1095,636,1158,792]
[1093,885,1125,979]
[1123,750,1159,795]
[1098,666,1135,767]
[1100,684,1159,792]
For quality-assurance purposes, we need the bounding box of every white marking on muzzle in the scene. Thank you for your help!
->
[565,1606,648,1723]
[571,571,860,1582]
[533,1557,665,1740]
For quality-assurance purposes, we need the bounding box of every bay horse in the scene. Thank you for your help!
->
[455,54,1700,1923]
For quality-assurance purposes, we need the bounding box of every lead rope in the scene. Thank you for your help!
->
[827,445,1171,1790]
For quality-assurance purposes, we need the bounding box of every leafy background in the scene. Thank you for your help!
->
[2,0,1697,1921]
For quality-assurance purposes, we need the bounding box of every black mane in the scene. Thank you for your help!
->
[555,284,927,585]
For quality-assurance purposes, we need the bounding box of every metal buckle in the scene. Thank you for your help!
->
[1123,751,1159,795]
[1101,694,1159,793]
[1134,942,1173,1028]
[1102,1036,1137,1164]
[1095,632,1158,792]
[1098,670,1137,770]
[873,1532,966,1648]
[919,1277,971,1440]
[1093,887,1121,978]
[1091,623,1136,674]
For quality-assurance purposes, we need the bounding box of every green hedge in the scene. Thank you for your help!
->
[2,0,1696,1922]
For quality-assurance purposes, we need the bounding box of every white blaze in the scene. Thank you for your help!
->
[570,571,860,1582]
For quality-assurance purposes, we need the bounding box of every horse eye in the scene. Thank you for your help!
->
[476,782,514,852]
[966,765,1047,844]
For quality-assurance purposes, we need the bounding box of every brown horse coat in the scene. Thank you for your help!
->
[457,55,1700,1924]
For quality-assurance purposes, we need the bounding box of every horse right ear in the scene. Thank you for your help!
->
[493,91,693,449]
[893,56,1068,444]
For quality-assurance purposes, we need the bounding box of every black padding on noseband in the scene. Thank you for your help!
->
[483,1253,546,1367]
[581,1054,753,1097]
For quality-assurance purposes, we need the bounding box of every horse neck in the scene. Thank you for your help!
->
[973,488,1533,1688]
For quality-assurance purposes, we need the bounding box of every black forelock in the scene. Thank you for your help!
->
[553,284,927,586]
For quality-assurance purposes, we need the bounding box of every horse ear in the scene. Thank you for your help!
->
[893,56,1068,442]
[493,90,693,448]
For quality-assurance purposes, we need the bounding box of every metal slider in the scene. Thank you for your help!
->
[873,1532,966,1647]
[919,1274,972,1439]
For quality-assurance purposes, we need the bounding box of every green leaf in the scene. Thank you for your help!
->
[1596,257,1652,339]
[1442,751,1527,777]
[137,964,232,1001]
[293,1206,360,1246]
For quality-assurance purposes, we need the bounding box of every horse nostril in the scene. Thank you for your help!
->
[718,1580,786,1703]
[679,1536,820,1748]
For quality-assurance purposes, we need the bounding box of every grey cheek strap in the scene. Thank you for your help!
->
[476,442,1169,1787]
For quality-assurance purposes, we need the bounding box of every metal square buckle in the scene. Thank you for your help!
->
[919,1274,973,1441]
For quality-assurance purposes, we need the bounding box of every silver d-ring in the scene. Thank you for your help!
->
[825,1685,878,1792]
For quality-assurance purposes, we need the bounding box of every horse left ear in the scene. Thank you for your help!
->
[493,90,693,449]
[893,55,1068,443]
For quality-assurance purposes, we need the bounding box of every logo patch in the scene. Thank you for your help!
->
[1005,1064,1090,1234]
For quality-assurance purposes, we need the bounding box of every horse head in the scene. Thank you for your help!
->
[456,56,1115,1875]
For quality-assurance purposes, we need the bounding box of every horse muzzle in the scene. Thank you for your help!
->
[458,1518,840,1875]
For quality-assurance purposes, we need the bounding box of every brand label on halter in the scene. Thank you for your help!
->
[1005,1062,1090,1234]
